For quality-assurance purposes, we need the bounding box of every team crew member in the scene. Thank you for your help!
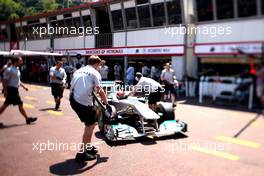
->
[114,62,122,80]
[70,55,110,161]
[160,62,179,107]
[99,60,109,81]
[128,72,163,111]
[126,65,135,85]
[0,57,37,125]
[49,61,67,110]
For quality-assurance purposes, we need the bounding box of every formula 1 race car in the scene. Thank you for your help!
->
[94,81,188,142]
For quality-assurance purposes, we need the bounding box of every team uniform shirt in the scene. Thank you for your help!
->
[136,77,162,93]
[161,68,176,84]
[70,65,102,106]
[99,65,109,80]
[3,66,21,88]
[126,66,135,81]
[49,66,67,84]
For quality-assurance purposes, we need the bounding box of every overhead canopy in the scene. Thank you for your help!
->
[0,50,63,57]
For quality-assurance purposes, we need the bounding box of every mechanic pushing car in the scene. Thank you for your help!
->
[127,72,164,111]
[70,55,111,162]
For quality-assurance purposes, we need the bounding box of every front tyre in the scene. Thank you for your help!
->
[156,102,175,124]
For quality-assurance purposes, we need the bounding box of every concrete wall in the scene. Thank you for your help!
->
[22,39,50,51]
[54,36,94,50]
[113,27,185,47]
[196,18,264,43]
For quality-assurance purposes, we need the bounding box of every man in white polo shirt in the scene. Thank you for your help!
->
[49,60,67,110]
[0,57,37,125]
[70,55,110,161]
[127,72,164,111]
[160,62,178,107]
[99,60,109,81]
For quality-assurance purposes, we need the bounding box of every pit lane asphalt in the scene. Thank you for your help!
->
[0,83,263,176]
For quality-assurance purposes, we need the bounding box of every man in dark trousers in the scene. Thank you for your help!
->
[0,57,37,125]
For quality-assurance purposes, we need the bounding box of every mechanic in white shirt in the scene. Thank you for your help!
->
[160,62,179,107]
[128,72,164,111]
[99,60,109,81]
[0,57,37,125]
[70,55,110,161]
[49,60,67,110]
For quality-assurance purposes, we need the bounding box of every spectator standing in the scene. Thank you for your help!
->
[41,62,48,82]
[126,65,135,85]
[142,64,150,77]
[64,63,74,89]
[114,62,122,81]
[99,60,109,81]
[150,65,161,80]
[160,62,178,107]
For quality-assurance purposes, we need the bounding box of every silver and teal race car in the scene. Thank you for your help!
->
[94,81,188,142]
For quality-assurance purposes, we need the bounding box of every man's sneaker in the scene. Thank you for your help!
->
[75,152,96,162]
[85,146,98,155]
[26,117,37,125]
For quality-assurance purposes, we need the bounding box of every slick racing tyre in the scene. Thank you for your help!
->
[157,102,175,124]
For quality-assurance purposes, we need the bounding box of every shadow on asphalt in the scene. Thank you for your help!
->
[95,131,188,147]
[233,112,264,138]
[39,108,62,112]
[0,123,27,129]
[49,155,109,175]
